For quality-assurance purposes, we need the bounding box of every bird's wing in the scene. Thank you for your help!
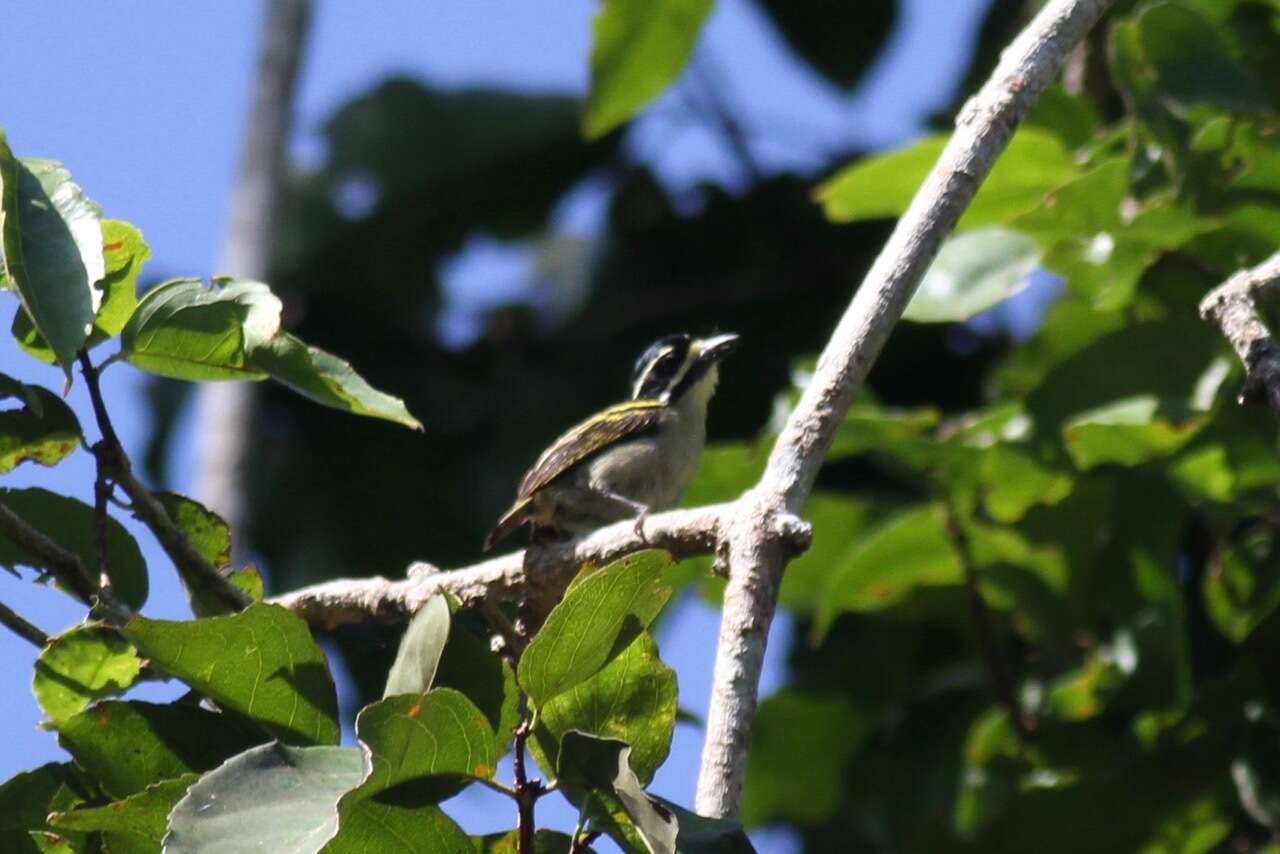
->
[516,399,669,499]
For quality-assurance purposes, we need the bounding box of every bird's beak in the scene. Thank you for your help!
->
[696,333,739,363]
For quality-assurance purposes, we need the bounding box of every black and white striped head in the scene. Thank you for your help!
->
[630,332,739,402]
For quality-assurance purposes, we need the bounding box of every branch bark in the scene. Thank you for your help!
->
[0,599,49,648]
[1199,251,1280,413]
[694,0,1116,817]
[196,0,310,546]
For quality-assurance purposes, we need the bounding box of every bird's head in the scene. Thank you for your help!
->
[630,332,739,403]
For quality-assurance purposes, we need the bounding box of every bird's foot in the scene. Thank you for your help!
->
[633,509,650,543]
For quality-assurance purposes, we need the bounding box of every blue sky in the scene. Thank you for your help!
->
[0,1,990,848]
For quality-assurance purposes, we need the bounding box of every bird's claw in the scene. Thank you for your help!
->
[633,510,650,543]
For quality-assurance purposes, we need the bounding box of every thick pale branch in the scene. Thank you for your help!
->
[1199,252,1280,412]
[271,504,730,630]
[694,0,1117,817]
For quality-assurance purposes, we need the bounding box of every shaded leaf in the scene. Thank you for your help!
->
[164,742,363,854]
[124,603,339,745]
[473,829,582,853]
[384,594,451,698]
[0,487,147,610]
[57,700,259,799]
[519,550,673,708]
[49,774,195,854]
[0,764,81,854]
[432,613,521,757]
[154,492,231,568]
[753,0,895,90]
[323,800,471,854]
[0,376,80,473]
[33,623,142,724]
[556,731,677,854]
[584,0,714,139]
[0,133,103,378]
[905,227,1041,323]
[1063,396,1208,469]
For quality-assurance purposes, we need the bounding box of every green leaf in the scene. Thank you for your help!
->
[49,775,195,854]
[124,603,340,745]
[904,227,1041,323]
[741,689,876,827]
[536,631,677,785]
[473,829,581,853]
[248,332,422,430]
[0,487,148,610]
[556,731,677,854]
[352,688,499,793]
[118,277,280,381]
[57,700,259,799]
[432,614,521,757]
[649,797,755,854]
[0,764,81,854]
[1203,524,1280,644]
[979,445,1073,524]
[0,132,104,379]
[323,801,471,854]
[33,623,142,724]
[1062,396,1208,469]
[0,376,81,473]
[13,219,151,362]
[753,0,895,91]
[154,491,231,568]
[383,595,450,698]
[815,504,962,637]
[816,128,1072,227]
[584,0,714,139]
[519,550,673,709]
[164,743,364,854]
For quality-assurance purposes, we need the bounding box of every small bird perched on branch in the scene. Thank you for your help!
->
[484,332,739,551]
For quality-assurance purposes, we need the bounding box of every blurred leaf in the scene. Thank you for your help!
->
[49,775,195,854]
[535,631,676,785]
[817,128,1072,227]
[0,764,81,854]
[1233,703,1280,831]
[827,402,940,460]
[13,219,151,362]
[432,615,521,757]
[383,594,450,698]
[1062,396,1208,469]
[154,492,231,569]
[519,550,673,708]
[815,504,961,637]
[33,624,142,724]
[0,133,103,379]
[1203,524,1280,644]
[752,0,895,90]
[248,332,422,430]
[164,742,363,854]
[905,226,1041,323]
[741,688,876,826]
[119,277,279,381]
[56,700,258,799]
[1025,84,1100,150]
[584,0,714,139]
[979,445,1073,523]
[0,487,147,610]
[0,376,80,473]
[124,604,339,746]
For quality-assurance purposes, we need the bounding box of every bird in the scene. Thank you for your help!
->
[483,332,739,551]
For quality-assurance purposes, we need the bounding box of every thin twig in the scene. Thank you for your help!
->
[0,600,48,648]
[513,720,543,854]
[694,0,1117,817]
[1199,251,1280,413]
[945,507,1034,739]
[92,462,112,586]
[567,793,598,854]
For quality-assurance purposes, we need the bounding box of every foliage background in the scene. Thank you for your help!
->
[4,0,1280,851]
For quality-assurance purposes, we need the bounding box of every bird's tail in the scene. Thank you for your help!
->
[483,499,532,552]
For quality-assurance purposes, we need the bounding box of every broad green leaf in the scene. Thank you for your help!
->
[473,829,581,853]
[383,595,450,698]
[323,801,471,854]
[164,743,364,854]
[248,332,422,430]
[49,775,195,854]
[432,614,521,757]
[979,445,1073,523]
[13,219,151,362]
[649,797,754,854]
[0,487,148,609]
[556,732,677,854]
[33,624,142,724]
[0,133,104,378]
[0,764,81,854]
[815,504,962,637]
[519,550,673,708]
[119,277,280,381]
[124,603,340,745]
[536,632,676,785]
[741,689,876,827]
[1062,396,1208,469]
[816,128,1072,227]
[584,0,714,139]
[154,491,231,568]
[57,700,259,799]
[828,404,941,460]
[0,376,81,473]
[904,227,1041,323]
[353,688,498,794]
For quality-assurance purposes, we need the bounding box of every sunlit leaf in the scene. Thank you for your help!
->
[33,624,142,724]
[0,376,80,473]
[905,227,1041,323]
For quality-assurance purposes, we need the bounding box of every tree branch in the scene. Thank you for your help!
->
[1199,251,1280,413]
[0,600,48,648]
[694,0,1116,817]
